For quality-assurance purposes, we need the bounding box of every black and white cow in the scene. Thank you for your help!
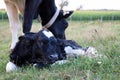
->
[4,0,73,49]
[6,29,98,72]
[23,0,74,39]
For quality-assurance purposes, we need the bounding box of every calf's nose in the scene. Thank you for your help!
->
[49,54,58,61]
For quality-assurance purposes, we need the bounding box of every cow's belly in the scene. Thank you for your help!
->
[4,0,25,15]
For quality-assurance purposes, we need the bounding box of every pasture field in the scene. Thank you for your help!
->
[71,10,120,21]
[1,10,120,21]
[0,20,120,80]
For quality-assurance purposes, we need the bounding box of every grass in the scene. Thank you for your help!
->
[71,10,120,21]
[1,10,120,20]
[0,20,120,80]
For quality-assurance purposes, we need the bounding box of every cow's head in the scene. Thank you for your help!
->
[23,0,73,39]
[43,10,74,39]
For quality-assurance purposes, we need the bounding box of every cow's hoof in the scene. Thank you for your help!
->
[85,47,98,58]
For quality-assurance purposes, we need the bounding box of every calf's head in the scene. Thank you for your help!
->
[10,33,36,66]
[9,30,62,67]
[36,30,60,64]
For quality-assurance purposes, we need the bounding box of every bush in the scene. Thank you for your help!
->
[0,10,22,20]
[0,11,8,20]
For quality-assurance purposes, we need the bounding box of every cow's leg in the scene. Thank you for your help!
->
[17,0,25,35]
[17,0,25,15]
[23,0,42,33]
[4,1,20,49]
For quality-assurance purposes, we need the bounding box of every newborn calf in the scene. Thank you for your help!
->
[6,29,98,72]
[6,29,65,72]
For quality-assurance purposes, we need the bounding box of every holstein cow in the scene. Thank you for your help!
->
[6,29,98,72]
[4,0,73,49]
[23,0,73,39]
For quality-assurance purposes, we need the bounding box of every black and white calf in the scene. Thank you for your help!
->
[6,29,64,72]
[6,29,98,72]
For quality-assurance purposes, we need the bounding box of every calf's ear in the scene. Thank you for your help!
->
[63,11,74,18]
[19,36,25,41]
[19,35,32,41]
[19,33,37,41]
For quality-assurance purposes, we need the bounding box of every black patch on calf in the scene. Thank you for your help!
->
[10,33,36,66]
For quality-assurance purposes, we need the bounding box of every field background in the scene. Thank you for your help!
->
[1,10,120,21]
[0,10,120,80]
[71,10,120,21]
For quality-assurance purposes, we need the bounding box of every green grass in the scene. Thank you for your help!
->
[71,10,120,21]
[0,20,120,80]
[1,10,120,21]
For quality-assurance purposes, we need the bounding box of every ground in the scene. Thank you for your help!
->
[0,20,120,80]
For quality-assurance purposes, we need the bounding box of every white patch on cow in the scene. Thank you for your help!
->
[51,60,69,66]
[64,46,85,57]
[6,61,18,72]
[64,46,73,53]
[43,30,54,38]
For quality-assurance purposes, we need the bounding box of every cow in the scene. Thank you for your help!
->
[4,0,73,50]
[6,29,98,72]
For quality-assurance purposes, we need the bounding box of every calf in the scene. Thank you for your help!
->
[9,30,62,67]
[6,29,98,72]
